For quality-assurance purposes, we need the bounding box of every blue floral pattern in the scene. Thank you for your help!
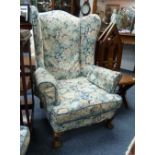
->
[30,6,122,132]
[31,6,81,79]
[80,15,101,69]
[47,77,122,132]
[82,65,122,93]
[35,67,59,106]
[30,6,45,68]
[20,126,30,155]
[50,111,116,132]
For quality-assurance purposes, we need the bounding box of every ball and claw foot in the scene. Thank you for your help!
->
[52,139,62,149]
[52,132,63,149]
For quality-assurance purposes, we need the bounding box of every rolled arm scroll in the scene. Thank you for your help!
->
[35,68,59,106]
[81,65,122,93]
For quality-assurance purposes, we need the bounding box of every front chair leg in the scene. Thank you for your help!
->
[52,132,63,149]
[105,118,114,129]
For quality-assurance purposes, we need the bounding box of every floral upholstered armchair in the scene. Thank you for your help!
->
[30,6,122,148]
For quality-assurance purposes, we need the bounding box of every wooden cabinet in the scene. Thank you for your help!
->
[20,23,35,132]
[96,23,123,71]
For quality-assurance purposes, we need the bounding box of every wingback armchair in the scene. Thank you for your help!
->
[30,6,122,148]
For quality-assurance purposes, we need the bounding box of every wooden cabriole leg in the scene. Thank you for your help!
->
[119,85,129,109]
[105,118,114,129]
[52,132,63,149]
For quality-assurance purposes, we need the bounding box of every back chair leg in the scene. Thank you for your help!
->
[52,131,63,149]
[105,118,114,129]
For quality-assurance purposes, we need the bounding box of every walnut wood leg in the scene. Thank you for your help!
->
[105,118,114,129]
[122,92,129,109]
[52,132,63,149]
[119,85,128,109]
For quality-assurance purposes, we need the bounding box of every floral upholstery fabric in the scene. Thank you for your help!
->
[30,6,101,79]
[44,77,122,132]
[30,6,45,68]
[30,6,122,133]
[31,6,81,79]
[82,65,122,93]
[20,126,30,155]
[35,67,58,106]
[50,111,116,132]
[80,15,101,69]
[35,67,57,87]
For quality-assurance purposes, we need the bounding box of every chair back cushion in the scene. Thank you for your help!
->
[41,11,81,79]
[31,7,81,79]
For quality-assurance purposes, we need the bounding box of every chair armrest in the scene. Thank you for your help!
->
[34,68,58,106]
[81,65,122,93]
[20,126,30,155]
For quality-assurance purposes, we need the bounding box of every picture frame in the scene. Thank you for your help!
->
[20,4,30,23]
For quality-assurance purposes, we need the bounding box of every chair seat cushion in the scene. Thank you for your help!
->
[49,77,122,124]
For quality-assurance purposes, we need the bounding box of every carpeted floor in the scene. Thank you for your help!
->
[26,85,135,155]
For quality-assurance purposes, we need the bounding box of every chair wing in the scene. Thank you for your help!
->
[30,6,45,68]
[80,14,101,69]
